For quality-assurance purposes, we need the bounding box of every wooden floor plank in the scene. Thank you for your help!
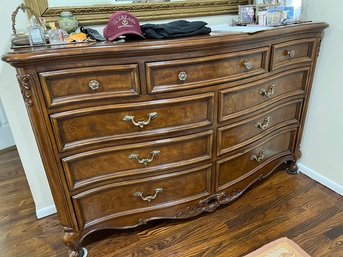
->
[0,149,342,257]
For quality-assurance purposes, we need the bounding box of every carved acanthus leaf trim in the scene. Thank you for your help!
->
[177,190,244,218]
[16,74,34,107]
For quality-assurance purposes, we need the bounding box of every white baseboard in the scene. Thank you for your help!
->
[36,205,57,219]
[298,163,343,196]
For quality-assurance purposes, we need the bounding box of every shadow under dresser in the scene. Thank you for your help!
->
[2,22,328,257]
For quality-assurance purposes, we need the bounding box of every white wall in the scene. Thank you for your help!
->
[299,1,343,190]
[0,97,15,149]
[0,0,55,217]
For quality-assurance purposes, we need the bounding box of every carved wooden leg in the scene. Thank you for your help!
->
[287,162,299,175]
[63,231,88,257]
[287,149,301,175]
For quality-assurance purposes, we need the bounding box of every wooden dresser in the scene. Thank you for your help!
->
[2,23,328,257]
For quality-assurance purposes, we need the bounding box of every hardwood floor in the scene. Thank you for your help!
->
[0,148,342,257]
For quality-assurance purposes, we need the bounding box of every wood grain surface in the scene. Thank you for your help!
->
[1,148,342,257]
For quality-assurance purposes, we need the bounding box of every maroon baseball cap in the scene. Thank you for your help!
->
[103,11,144,41]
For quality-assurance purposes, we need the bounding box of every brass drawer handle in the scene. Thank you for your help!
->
[133,188,163,202]
[123,112,158,128]
[89,80,100,90]
[129,150,160,166]
[243,60,254,71]
[178,71,188,81]
[255,117,271,130]
[287,49,296,59]
[259,84,275,99]
[250,149,265,163]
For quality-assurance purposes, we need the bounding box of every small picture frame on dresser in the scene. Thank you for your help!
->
[238,5,256,24]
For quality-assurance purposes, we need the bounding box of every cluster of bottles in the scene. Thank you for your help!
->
[27,11,78,46]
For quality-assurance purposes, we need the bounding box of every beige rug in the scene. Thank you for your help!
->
[244,237,311,257]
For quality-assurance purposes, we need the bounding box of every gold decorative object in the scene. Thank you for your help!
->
[11,3,43,46]
[133,188,163,202]
[128,150,161,166]
[123,112,158,128]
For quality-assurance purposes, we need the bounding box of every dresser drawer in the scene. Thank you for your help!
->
[73,164,212,229]
[218,99,302,156]
[146,47,269,94]
[63,131,213,190]
[40,64,140,107]
[216,128,296,191]
[271,38,316,70]
[219,67,309,122]
[51,93,214,152]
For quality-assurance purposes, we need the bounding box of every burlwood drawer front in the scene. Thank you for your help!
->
[146,47,269,94]
[63,130,213,190]
[73,164,212,229]
[216,128,296,191]
[271,38,316,70]
[51,93,214,152]
[40,64,140,107]
[218,99,302,156]
[219,67,309,122]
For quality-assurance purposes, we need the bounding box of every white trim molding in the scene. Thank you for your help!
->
[298,163,343,196]
[36,205,57,219]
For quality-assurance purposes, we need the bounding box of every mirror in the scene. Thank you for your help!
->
[24,0,250,25]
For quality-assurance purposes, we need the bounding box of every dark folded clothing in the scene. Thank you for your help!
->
[141,20,211,39]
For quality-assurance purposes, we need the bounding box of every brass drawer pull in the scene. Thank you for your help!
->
[243,60,254,71]
[287,49,296,59]
[133,188,163,202]
[255,117,271,130]
[123,112,158,128]
[259,84,275,99]
[89,80,100,90]
[129,150,160,166]
[178,71,188,81]
[250,149,265,163]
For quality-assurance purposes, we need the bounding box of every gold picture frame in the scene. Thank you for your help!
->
[24,0,251,25]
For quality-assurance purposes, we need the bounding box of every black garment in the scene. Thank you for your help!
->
[141,20,211,39]
[80,27,106,41]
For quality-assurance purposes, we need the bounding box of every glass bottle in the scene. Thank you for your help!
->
[48,22,65,45]
[27,17,45,46]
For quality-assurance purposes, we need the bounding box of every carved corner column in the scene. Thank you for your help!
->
[16,70,81,247]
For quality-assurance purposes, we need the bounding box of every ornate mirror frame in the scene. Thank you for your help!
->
[24,0,250,25]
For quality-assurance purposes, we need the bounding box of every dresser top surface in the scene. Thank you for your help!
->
[2,22,328,66]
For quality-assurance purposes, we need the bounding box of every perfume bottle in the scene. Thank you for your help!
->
[48,22,65,45]
[27,17,45,46]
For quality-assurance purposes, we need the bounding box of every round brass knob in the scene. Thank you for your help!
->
[89,80,100,90]
[287,50,296,59]
[243,60,254,71]
[178,71,188,81]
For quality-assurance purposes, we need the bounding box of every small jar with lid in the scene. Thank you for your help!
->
[58,11,78,34]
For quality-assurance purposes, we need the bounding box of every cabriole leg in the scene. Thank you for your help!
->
[63,231,88,257]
